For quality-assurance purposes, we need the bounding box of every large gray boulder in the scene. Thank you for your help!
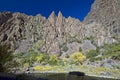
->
[81,40,96,53]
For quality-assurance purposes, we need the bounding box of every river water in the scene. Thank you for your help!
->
[27,73,119,80]
[1,72,118,80]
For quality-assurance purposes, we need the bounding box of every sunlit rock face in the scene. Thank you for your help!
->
[0,11,84,55]
[84,0,120,39]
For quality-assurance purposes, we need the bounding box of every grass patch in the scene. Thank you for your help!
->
[89,57,102,62]
[33,66,52,71]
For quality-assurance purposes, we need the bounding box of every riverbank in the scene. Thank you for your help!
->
[15,65,120,79]
[25,71,119,79]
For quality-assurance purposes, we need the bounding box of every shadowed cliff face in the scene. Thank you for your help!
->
[0,0,120,56]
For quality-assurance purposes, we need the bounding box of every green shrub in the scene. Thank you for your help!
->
[89,57,102,62]
[60,43,68,52]
[63,57,67,66]
[79,47,82,52]
[86,47,100,59]
[19,51,38,67]
[102,43,120,59]
[36,53,49,63]
[65,54,70,58]
[58,59,64,66]
[49,54,58,65]
[58,51,63,57]
[86,50,97,58]
[41,54,50,65]
[62,45,68,52]
[25,51,38,65]
[36,54,44,63]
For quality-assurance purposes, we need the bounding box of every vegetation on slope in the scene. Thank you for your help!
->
[0,44,18,72]
[86,43,120,62]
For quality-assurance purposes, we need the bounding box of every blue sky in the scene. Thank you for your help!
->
[0,0,94,21]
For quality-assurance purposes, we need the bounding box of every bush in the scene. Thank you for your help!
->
[65,54,70,58]
[70,52,86,65]
[86,47,100,59]
[58,60,64,66]
[29,52,38,63]
[19,51,38,67]
[60,43,68,52]
[36,54,44,63]
[62,45,68,52]
[49,54,58,65]
[63,57,67,66]
[79,47,82,52]
[36,53,50,65]
[89,57,102,62]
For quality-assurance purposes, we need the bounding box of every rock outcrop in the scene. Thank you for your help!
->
[84,0,120,39]
[0,11,84,56]
[48,11,56,25]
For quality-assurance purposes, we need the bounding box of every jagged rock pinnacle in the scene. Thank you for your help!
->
[56,11,63,27]
[48,11,56,24]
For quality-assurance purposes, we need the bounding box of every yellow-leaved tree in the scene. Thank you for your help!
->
[70,52,86,65]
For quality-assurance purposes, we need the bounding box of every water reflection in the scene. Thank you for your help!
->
[30,73,118,80]
[1,73,118,80]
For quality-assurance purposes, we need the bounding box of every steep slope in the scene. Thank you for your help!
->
[84,0,120,39]
[0,11,85,56]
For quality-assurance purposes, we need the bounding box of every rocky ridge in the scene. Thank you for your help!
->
[0,11,85,55]
[0,11,116,55]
